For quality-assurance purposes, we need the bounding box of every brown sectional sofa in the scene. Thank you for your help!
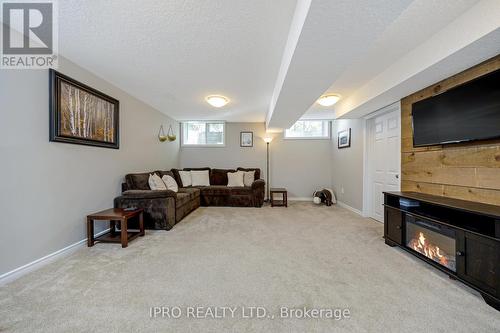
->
[114,167,264,230]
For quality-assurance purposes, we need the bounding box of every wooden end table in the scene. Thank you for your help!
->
[270,188,288,207]
[87,208,144,248]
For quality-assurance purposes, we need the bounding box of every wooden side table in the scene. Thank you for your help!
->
[270,188,288,207]
[87,208,144,248]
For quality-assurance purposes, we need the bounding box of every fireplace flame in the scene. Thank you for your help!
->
[410,232,449,266]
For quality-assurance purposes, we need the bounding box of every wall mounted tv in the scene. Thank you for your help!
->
[412,68,500,147]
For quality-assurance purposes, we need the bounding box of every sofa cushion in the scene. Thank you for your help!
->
[171,168,211,187]
[175,192,191,208]
[162,175,179,192]
[191,170,210,186]
[184,167,211,171]
[229,187,253,195]
[155,170,176,180]
[171,169,183,187]
[178,171,192,187]
[179,187,200,200]
[237,167,260,180]
[210,169,235,185]
[125,172,151,190]
[227,171,244,187]
[200,186,232,196]
[243,171,255,187]
[149,173,167,190]
[122,190,177,199]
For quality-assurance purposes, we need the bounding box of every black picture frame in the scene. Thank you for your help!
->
[49,69,120,149]
[240,131,253,147]
[338,128,351,149]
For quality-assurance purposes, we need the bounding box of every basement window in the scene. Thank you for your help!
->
[181,121,225,147]
[284,120,331,139]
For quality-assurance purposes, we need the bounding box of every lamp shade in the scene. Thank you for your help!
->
[263,137,273,143]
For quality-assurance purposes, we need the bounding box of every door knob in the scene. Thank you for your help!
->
[456,251,464,256]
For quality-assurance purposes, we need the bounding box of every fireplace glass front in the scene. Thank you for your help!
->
[405,215,457,272]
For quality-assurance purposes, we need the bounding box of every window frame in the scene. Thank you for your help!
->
[180,121,226,147]
[283,120,332,140]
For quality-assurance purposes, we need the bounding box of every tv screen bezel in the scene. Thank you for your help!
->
[411,69,500,148]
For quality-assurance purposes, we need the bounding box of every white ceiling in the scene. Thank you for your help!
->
[56,0,500,128]
[58,0,296,122]
[304,0,481,119]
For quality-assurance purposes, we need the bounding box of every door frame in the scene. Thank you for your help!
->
[362,101,401,221]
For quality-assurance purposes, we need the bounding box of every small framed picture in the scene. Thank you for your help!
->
[338,128,351,149]
[240,131,253,147]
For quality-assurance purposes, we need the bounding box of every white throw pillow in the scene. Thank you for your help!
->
[178,170,192,187]
[191,170,210,186]
[243,171,255,187]
[162,175,178,192]
[148,173,167,190]
[227,171,244,187]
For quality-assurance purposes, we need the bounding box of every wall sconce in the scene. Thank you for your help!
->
[158,125,176,142]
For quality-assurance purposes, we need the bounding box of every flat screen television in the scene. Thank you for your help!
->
[412,68,500,147]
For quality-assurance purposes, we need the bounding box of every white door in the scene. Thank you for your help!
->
[367,107,401,222]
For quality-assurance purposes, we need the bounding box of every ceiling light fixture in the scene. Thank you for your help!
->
[206,95,229,108]
[317,94,341,107]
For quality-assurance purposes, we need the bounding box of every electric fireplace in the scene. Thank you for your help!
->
[405,215,456,272]
[383,191,500,311]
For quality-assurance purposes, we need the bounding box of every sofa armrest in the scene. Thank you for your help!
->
[114,192,176,230]
[121,190,177,199]
[251,179,265,207]
[251,179,265,190]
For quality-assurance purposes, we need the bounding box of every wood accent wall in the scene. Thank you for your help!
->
[401,55,500,206]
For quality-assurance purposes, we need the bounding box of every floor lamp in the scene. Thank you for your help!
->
[263,136,273,202]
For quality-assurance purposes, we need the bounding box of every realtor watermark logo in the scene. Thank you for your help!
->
[1,0,58,69]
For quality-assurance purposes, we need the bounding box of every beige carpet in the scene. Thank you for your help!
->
[1,202,499,332]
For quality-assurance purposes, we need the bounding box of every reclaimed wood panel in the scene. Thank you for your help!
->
[401,54,500,205]
[402,181,500,206]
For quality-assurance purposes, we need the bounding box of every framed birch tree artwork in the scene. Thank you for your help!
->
[49,69,120,149]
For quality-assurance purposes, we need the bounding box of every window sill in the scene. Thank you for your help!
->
[181,144,226,148]
[282,137,331,140]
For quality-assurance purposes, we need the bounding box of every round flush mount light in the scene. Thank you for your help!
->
[206,95,229,108]
[317,94,341,107]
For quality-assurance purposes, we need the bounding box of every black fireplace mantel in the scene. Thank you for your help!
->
[383,191,500,311]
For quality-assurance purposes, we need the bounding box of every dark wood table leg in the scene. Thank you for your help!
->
[87,217,94,247]
[139,212,145,236]
[110,220,116,236]
[121,218,128,248]
[285,192,288,207]
[271,192,274,207]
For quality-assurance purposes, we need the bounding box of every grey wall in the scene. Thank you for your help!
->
[331,119,365,211]
[270,133,333,198]
[0,57,179,276]
[180,122,267,173]
[179,122,333,198]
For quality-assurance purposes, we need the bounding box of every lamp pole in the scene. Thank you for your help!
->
[263,136,272,202]
[266,141,270,201]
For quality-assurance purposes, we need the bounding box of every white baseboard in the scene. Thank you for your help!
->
[0,228,110,286]
[288,197,313,201]
[337,201,363,216]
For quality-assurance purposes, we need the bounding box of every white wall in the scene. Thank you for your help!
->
[331,119,365,211]
[179,122,333,198]
[0,57,179,276]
